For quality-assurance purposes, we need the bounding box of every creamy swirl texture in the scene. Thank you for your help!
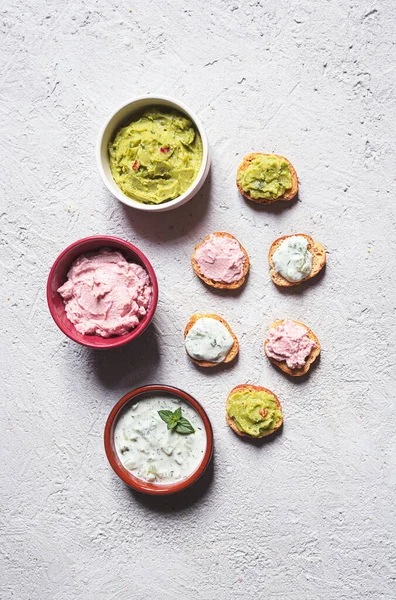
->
[58,249,152,337]
[114,395,207,484]
[108,108,203,205]
[265,320,316,369]
[194,234,246,283]
[272,236,312,282]
[185,317,234,363]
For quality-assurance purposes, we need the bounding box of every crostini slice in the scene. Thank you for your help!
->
[269,233,326,287]
[237,153,298,205]
[226,384,283,438]
[191,232,250,290]
[184,313,239,368]
[264,319,320,377]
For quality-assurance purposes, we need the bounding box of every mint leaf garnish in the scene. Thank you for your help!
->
[158,410,173,424]
[175,418,195,435]
[157,407,195,435]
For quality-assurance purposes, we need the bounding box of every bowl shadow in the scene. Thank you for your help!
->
[125,456,214,512]
[88,323,161,389]
[120,169,212,243]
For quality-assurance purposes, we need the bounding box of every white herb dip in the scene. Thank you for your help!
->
[114,394,207,484]
[185,317,234,363]
[272,236,313,283]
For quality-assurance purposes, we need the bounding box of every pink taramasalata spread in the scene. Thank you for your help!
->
[58,249,152,338]
[194,234,246,283]
[265,320,316,369]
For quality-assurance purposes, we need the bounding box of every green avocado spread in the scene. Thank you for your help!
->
[227,389,282,437]
[238,154,292,200]
[108,108,203,205]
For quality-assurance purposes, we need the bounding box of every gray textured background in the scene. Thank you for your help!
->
[1,1,396,599]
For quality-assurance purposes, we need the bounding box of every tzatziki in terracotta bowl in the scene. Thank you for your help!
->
[47,235,158,349]
[104,385,213,495]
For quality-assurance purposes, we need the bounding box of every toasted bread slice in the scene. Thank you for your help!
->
[184,313,239,368]
[269,233,326,287]
[191,232,250,290]
[264,319,320,377]
[226,384,283,438]
[236,153,298,205]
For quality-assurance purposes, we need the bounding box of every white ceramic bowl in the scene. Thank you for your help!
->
[96,95,210,213]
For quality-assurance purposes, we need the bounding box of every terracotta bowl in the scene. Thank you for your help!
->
[104,385,213,495]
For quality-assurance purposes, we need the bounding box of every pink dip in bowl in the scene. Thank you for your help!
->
[58,249,152,338]
[47,235,158,349]
[194,234,246,283]
[265,320,316,369]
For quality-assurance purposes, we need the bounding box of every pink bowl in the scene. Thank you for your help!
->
[47,235,158,349]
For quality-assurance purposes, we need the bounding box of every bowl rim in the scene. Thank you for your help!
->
[46,235,158,349]
[104,384,214,495]
[96,94,210,212]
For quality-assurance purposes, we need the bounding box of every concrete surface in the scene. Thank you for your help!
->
[1,1,396,599]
